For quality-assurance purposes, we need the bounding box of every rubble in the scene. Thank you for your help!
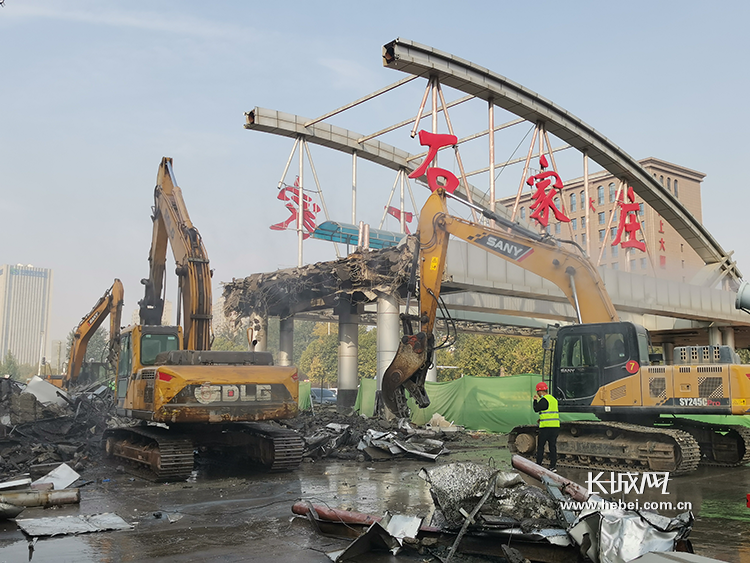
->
[221,241,415,321]
[0,378,114,480]
[286,406,459,462]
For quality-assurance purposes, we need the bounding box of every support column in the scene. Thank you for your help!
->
[663,342,674,365]
[708,326,722,347]
[427,352,438,383]
[337,299,359,410]
[278,317,294,367]
[721,327,735,350]
[377,293,400,410]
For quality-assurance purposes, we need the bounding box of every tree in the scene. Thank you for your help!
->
[65,326,110,366]
[453,334,544,377]
[0,351,20,379]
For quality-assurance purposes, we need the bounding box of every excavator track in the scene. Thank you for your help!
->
[668,420,750,467]
[508,421,701,476]
[194,422,305,473]
[103,426,195,482]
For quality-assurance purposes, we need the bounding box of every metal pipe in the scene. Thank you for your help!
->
[462,144,571,178]
[431,76,438,136]
[596,179,624,267]
[410,79,432,138]
[303,139,340,258]
[584,150,590,257]
[304,75,417,127]
[351,151,357,225]
[357,221,364,249]
[543,127,574,242]
[510,125,540,223]
[357,95,472,144]
[405,117,526,163]
[436,82,478,222]
[511,455,589,502]
[363,224,370,250]
[298,136,304,267]
[567,267,583,323]
[0,489,80,507]
[378,170,401,230]
[488,98,496,216]
[400,171,406,234]
[277,137,300,189]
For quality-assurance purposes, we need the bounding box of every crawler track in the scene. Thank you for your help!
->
[103,426,195,482]
[669,420,750,467]
[509,421,701,475]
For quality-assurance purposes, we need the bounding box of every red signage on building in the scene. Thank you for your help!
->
[526,157,569,228]
[612,186,645,252]
[409,130,459,194]
[386,206,414,234]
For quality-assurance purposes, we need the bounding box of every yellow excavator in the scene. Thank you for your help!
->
[383,187,750,475]
[45,279,124,389]
[102,158,303,481]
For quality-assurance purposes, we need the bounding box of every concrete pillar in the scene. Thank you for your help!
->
[337,300,359,409]
[376,293,399,393]
[708,326,722,347]
[426,351,437,382]
[721,327,735,350]
[278,317,294,367]
[663,342,674,365]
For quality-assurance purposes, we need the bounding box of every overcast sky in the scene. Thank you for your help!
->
[1,1,748,351]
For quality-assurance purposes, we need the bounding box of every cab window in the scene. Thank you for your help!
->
[140,334,180,365]
[604,332,627,366]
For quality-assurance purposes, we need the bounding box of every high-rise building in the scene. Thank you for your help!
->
[500,157,706,282]
[0,264,53,366]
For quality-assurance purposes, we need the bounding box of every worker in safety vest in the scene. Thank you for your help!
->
[533,381,559,471]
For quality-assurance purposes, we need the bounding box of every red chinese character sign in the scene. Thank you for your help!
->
[408,130,459,193]
[269,177,321,239]
[611,186,646,252]
[526,155,570,228]
[386,206,414,234]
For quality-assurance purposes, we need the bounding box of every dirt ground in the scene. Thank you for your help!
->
[0,408,748,563]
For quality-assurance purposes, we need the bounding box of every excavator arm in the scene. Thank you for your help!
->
[138,157,212,351]
[65,279,124,389]
[381,188,618,417]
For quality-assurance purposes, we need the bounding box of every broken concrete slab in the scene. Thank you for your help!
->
[16,512,132,537]
[30,462,80,490]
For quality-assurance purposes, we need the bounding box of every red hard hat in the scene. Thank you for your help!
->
[536,382,548,392]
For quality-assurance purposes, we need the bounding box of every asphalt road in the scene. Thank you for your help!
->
[0,434,748,563]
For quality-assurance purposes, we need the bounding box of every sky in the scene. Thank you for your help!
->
[1,0,749,353]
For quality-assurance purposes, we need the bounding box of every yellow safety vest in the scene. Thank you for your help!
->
[538,394,560,428]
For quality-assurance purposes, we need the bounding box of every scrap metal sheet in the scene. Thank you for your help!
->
[16,513,132,537]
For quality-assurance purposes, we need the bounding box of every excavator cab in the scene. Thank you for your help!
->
[552,321,650,412]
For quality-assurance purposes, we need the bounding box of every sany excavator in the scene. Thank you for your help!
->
[45,279,124,389]
[383,187,750,475]
[102,158,303,481]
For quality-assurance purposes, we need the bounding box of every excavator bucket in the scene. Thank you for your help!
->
[381,333,431,418]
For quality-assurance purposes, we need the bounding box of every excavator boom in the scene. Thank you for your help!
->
[382,188,617,417]
[139,157,212,351]
[64,278,124,389]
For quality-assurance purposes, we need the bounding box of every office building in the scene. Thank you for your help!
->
[501,157,706,282]
[0,264,53,366]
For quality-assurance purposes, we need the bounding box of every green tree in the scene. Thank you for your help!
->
[0,350,20,379]
[358,326,378,379]
[65,326,110,365]
[453,334,543,377]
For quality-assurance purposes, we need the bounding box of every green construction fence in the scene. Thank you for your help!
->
[300,374,750,433]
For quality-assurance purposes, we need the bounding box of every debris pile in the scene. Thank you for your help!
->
[0,377,113,480]
[294,458,697,563]
[222,240,415,320]
[286,406,460,462]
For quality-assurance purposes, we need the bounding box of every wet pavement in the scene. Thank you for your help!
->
[0,435,748,563]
